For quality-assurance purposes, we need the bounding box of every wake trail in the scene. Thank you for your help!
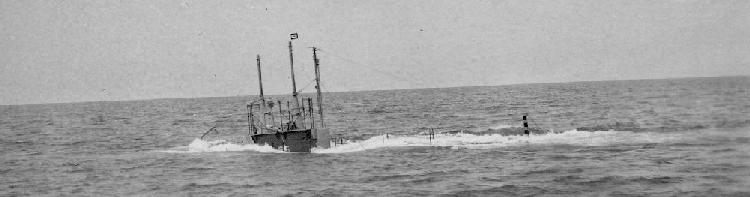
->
[161,128,707,154]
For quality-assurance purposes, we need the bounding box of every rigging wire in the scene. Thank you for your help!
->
[297,79,317,93]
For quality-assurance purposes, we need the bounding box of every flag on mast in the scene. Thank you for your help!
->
[290,33,298,40]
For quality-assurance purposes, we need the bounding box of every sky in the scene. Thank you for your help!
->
[1,0,749,105]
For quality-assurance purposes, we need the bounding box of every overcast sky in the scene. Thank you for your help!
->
[1,0,749,105]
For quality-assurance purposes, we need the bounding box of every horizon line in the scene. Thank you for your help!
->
[2,75,747,107]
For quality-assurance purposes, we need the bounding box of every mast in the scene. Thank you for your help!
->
[256,55,267,134]
[312,47,325,128]
[288,39,303,128]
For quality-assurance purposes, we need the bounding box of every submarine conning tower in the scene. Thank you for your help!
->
[246,33,330,151]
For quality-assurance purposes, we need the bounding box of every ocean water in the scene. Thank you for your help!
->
[2,76,750,196]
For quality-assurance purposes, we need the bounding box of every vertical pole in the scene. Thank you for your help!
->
[429,128,435,144]
[288,41,304,128]
[429,128,432,144]
[247,104,255,135]
[268,103,275,132]
[303,98,307,127]
[256,55,266,134]
[287,101,292,126]
[313,47,325,128]
[278,100,284,129]
[308,98,315,129]
[296,100,307,120]
[523,114,529,136]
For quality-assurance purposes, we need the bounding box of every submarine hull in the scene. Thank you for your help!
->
[251,129,316,152]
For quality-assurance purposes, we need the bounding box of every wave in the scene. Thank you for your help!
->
[163,129,695,154]
[489,124,514,130]
[159,138,285,153]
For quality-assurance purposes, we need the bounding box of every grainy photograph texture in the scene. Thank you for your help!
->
[1,0,749,196]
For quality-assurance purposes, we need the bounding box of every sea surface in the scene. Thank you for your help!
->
[2,76,750,196]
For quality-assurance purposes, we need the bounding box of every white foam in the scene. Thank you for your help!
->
[163,129,691,154]
[160,138,285,153]
[313,129,687,153]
